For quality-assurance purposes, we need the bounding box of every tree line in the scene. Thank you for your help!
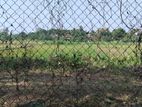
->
[0,26,139,43]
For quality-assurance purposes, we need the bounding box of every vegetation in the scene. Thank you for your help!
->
[0,27,138,43]
[0,26,142,107]
[0,26,140,69]
[0,40,141,69]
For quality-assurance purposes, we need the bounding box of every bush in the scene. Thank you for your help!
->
[0,57,48,71]
[48,51,90,70]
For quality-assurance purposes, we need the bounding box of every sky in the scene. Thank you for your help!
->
[0,0,142,33]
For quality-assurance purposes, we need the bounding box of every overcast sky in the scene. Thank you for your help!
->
[0,0,142,33]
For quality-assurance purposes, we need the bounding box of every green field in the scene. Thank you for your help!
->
[0,40,141,68]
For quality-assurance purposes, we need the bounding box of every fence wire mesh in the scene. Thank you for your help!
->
[0,0,142,107]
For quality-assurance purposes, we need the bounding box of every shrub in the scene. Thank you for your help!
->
[48,51,90,70]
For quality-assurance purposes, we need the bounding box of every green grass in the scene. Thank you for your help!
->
[0,40,141,68]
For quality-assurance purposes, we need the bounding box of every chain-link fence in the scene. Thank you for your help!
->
[0,0,142,106]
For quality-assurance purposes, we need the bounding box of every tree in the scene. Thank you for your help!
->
[79,26,87,41]
[70,28,80,41]
[0,27,9,43]
[125,28,139,42]
[70,26,87,41]
[96,28,112,41]
[35,28,47,40]
[19,32,27,39]
[112,28,126,40]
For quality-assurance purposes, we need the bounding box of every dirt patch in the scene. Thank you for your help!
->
[0,67,142,107]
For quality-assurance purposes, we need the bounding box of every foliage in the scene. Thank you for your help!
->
[0,31,9,43]
[71,27,87,41]
[125,28,139,42]
[0,27,133,42]
[95,28,112,41]
[48,51,90,70]
[0,57,48,71]
[112,28,126,40]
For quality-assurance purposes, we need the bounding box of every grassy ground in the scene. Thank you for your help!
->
[0,40,142,106]
[0,40,141,68]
